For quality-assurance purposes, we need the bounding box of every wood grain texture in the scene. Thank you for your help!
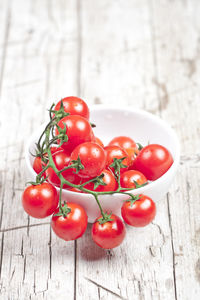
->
[0,0,199,299]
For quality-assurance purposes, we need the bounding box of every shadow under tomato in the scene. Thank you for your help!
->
[77,223,109,261]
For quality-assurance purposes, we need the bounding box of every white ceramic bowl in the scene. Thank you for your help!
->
[25,105,180,223]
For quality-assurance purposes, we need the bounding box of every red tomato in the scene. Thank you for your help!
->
[51,203,88,241]
[120,170,147,190]
[121,194,156,227]
[131,144,173,180]
[108,136,137,151]
[92,214,126,249]
[83,169,117,192]
[46,150,81,188]
[70,142,106,178]
[22,183,59,218]
[50,146,63,154]
[95,136,104,148]
[104,145,130,174]
[55,115,94,152]
[54,96,90,120]
[108,136,139,166]
[33,156,46,178]
[33,146,62,177]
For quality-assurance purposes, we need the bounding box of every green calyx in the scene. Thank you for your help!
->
[48,100,70,121]
[97,212,113,224]
[90,122,96,128]
[55,124,68,147]
[110,157,127,176]
[70,156,84,174]
[27,175,47,186]
[125,194,141,207]
[54,202,71,218]
[136,143,143,151]
[91,174,106,190]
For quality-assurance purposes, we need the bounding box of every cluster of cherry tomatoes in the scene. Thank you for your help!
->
[22,96,174,249]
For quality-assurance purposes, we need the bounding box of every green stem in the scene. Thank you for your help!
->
[59,180,64,212]
[38,120,137,219]
[93,194,106,219]
[35,164,50,181]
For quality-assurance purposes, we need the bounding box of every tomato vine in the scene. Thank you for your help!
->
[33,103,146,223]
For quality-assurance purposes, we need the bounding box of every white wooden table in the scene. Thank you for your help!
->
[0,0,200,299]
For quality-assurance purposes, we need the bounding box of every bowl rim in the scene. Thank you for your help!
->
[25,104,180,198]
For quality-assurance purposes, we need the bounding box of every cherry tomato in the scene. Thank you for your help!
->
[121,194,156,227]
[108,136,137,152]
[33,156,46,178]
[46,150,81,188]
[120,170,147,190]
[95,136,104,148]
[70,142,106,178]
[54,96,90,120]
[83,169,117,192]
[131,144,173,180]
[50,146,63,154]
[108,136,139,166]
[51,203,88,241]
[55,115,94,152]
[92,214,126,249]
[33,146,62,177]
[104,145,130,174]
[22,183,59,218]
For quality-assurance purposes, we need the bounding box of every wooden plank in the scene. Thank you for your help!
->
[151,0,200,298]
[76,1,176,299]
[0,0,78,298]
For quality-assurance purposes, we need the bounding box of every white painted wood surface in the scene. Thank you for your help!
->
[0,0,199,299]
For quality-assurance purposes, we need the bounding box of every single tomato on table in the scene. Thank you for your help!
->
[130,144,173,180]
[51,203,88,241]
[22,182,59,218]
[92,214,126,249]
[121,194,156,227]
[54,96,90,120]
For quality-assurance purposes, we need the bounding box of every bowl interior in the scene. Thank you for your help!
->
[90,106,179,161]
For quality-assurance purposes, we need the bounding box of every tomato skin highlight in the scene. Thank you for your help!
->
[121,195,156,227]
[55,115,94,152]
[46,150,81,188]
[120,170,147,190]
[54,96,90,120]
[104,145,130,174]
[51,203,88,241]
[92,214,126,249]
[83,169,117,192]
[70,142,106,178]
[22,183,59,219]
[130,144,173,180]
